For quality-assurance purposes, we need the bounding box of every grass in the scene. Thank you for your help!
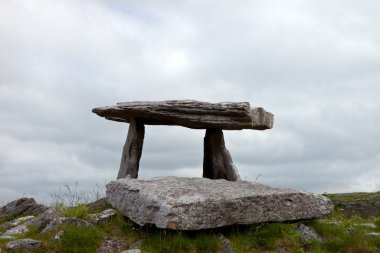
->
[58,225,103,253]
[141,231,221,253]
[62,204,89,219]
[1,206,380,252]
[2,187,380,252]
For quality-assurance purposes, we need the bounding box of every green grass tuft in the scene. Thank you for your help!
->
[58,225,103,253]
[61,204,89,219]
[141,231,221,253]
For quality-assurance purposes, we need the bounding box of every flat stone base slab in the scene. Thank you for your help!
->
[106,177,333,230]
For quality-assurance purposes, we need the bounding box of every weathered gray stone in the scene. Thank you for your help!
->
[90,208,117,223]
[121,250,143,253]
[98,237,128,253]
[324,192,380,218]
[128,239,144,249]
[24,207,60,231]
[296,223,323,242]
[117,119,145,179]
[6,238,42,251]
[106,177,333,230]
[41,217,93,233]
[346,227,355,234]
[365,232,380,238]
[1,215,35,229]
[219,234,234,253]
[203,129,240,181]
[52,230,64,242]
[0,198,47,222]
[93,100,274,130]
[2,225,28,235]
[0,235,15,240]
[355,223,376,228]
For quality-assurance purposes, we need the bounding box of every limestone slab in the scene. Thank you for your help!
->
[106,177,333,230]
[93,100,273,130]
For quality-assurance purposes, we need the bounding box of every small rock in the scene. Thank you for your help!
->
[296,223,323,242]
[24,207,60,231]
[355,223,376,228]
[2,225,28,235]
[6,238,42,251]
[53,230,64,242]
[121,250,142,253]
[365,232,380,238]
[1,215,35,228]
[97,237,128,253]
[0,198,47,222]
[326,221,340,226]
[41,217,93,233]
[219,234,234,253]
[90,209,116,223]
[129,239,144,249]
[346,227,356,234]
[0,235,15,240]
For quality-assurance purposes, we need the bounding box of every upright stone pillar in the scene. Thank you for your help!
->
[203,129,240,181]
[117,118,145,179]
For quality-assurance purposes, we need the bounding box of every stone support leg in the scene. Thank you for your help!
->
[203,129,240,181]
[117,118,145,179]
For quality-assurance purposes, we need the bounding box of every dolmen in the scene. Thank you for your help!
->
[93,100,333,230]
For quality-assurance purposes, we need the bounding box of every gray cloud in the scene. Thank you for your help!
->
[0,0,379,203]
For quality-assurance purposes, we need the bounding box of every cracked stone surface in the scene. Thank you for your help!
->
[106,176,333,230]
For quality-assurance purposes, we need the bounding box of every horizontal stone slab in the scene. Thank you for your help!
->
[92,100,273,130]
[106,177,333,230]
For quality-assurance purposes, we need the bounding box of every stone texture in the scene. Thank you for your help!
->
[41,217,93,233]
[93,100,274,130]
[1,215,34,229]
[219,234,234,253]
[106,177,333,230]
[355,223,376,228]
[97,237,128,253]
[325,192,380,218]
[2,225,28,236]
[295,223,323,242]
[90,209,117,223]
[24,207,61,231]
[121,250,143,253]
[365,232,380,238]
[6,239,43,251]
[203,129,240,181]
[128,240,144,249]
[52,231,64,242]
[117,119,145,179]
[0,235,15,240]
[0,198,47,222]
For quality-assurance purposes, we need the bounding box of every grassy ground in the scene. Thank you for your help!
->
[1,191,380,252]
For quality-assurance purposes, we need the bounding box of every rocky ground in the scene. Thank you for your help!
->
[0,193,379,253]
[325,191,380,218]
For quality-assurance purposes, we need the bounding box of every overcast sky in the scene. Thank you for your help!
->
[1,0,379,204]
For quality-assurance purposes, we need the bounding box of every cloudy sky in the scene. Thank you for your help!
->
[0,0,379,204]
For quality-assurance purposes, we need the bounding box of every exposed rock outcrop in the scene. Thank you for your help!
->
[0,198,47,222]
[6,239,43,252]
[106,177,333,230]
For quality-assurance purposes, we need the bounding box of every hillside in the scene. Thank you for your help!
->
[0,193,380,253]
